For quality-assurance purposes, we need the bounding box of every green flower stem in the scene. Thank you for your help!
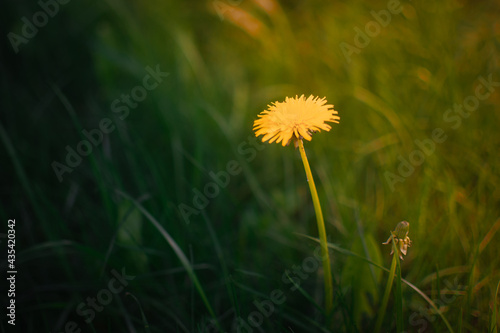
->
[298,139,333,316]
[375,235,399,333]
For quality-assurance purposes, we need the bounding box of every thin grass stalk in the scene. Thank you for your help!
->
[126,292,151,333]
[491,280,500,333]
[395,253,403,332]
[116,190,220,330]
[375,235,398,333]
[300,234,454,333]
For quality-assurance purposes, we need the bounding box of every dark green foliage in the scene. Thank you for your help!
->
[1,0,499,332]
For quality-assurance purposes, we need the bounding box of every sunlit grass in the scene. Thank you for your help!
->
[2,0,500,332]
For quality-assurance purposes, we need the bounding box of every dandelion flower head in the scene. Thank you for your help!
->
[253,94,340,146]
[383,221,412,260]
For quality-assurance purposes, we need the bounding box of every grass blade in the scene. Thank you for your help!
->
[395,254,403,332]
[298,233,455,333]
[491,280,500,333]
[374,238,397,333]
[284,272,324,314]
[116,190,220,329]
[126,292,151,333]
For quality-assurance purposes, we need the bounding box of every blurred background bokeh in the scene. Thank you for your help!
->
[1,0,499,332]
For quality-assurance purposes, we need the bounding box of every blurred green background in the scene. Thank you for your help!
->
[1,0,499,332]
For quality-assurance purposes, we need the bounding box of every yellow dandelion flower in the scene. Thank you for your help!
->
[252,94,340,315]
[253,94,340,146]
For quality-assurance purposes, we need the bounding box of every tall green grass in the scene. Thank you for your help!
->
[1,0,499,332]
